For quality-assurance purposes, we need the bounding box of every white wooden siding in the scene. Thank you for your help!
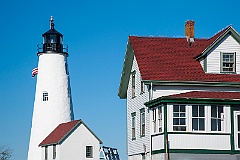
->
[152,134,164,151]
[152,85,240,99]
[205,34,240,74]
[127,55,150,156]
[168,134,231,150]
[59,124,100,160]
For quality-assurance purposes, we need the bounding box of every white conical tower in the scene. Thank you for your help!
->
[28,17,74,160]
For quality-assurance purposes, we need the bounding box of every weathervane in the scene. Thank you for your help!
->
[50,16,54,30]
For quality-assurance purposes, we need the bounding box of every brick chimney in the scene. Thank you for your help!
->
[185,20,195,47]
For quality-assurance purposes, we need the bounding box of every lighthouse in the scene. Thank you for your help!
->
[28,17,74,160]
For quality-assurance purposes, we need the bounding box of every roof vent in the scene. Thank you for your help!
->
[185,20,195,47]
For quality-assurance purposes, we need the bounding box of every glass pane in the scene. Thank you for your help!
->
[173,105,179,112]
[192,118,198,130]
[173,118,179,125]
[192,105,198,117]
[180,118,185,125]
[199,118,205,130]
[238,115,240,131]
[218,106,223,118]
[199,105,205,117]
[211,106,217,118]
[217,119,221,131]
[180,113,185,117]
[211,119,217,131]
[181,126,186,131]
[238,133,240,148]
[180,105,185,112]
[173,113,179,117]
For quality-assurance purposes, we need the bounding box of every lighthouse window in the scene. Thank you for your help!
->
[43,92,48,101]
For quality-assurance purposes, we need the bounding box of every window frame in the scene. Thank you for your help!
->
[140,108,145,137]
[86,146,93,158]
[173,105,187,131]
[220,52,236,73]
[131,71,136,98]
[44,146,48,160]
[131,112,136,140]
[211,105,224,132]
[53,145,56,159]
[192,105,205,131]
[43,92,48,101]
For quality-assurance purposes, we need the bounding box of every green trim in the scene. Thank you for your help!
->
[152,149,240,155]
[163,104,167,151]
[118,40,134,99]
[145,98,240,108]
[196,26,240,60]
[152,132,165,137]
[167,132,230,135]
[143,80,240,88]
[230,106,235,152]
[204,58,207,72]
[220,52,236,74]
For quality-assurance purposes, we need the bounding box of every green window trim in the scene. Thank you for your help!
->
[220,52,236,73]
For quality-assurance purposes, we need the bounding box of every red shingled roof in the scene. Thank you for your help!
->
[166,91,240,100]
[129,26,240,82]
[39,120,79,146]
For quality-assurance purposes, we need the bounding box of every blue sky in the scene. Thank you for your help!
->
[1,0,240,159]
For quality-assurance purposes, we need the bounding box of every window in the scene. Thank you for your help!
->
[132,72,136,98]
[152,109,157,133]
[211,105,224,131]
[44,146,48,160]
[158,106,163,132]
[86,146,93,158]
[221,52,235,73]
[173,105,186,131]
[192,105,205,131]
[53,145,56,159]
[43,92,48,101]
[140,108,145,137]
[131,112,136,139]
[141,81,145,93]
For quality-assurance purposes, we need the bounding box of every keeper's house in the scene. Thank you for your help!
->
[118,21,240,160]
[39,120,102,160]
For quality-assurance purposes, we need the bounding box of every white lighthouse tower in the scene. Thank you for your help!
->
[28,17,74,160]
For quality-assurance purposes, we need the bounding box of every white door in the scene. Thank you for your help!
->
[234,111,240,150]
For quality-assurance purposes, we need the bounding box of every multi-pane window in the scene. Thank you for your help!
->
[53,145,56,159]
[140,108,145,137]
[152,106,163,133]
[158,106,163,132]
[44,146,48,160]
[173,105,186,131]
[221,53,235,72]
[131,112,136,139]
[211,105,224,131]
[86,146,93,158]
[43,92,48,101]
[132,72,136,98]
[192,105,205,131]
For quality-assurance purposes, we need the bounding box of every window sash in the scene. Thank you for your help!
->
[132,73,135,97]
[173,105,186,131]
[86,146,93,158]
[140,109,145,136]
[211,105,224,131]
[221,52,235,72]
[192,105,205,131]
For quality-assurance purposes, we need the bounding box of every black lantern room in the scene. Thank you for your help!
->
[37,16,68,56]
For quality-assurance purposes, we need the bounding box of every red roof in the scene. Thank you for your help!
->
[166,91,240,100]
[39,120,80,146]
[129,26,240,82]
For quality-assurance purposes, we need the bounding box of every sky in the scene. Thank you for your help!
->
[1,0,240,159]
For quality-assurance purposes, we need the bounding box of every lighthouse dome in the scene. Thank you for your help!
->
[37,16,68,56]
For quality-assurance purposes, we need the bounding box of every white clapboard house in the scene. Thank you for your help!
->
[118,21,240,160]
[39,120,102,160]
